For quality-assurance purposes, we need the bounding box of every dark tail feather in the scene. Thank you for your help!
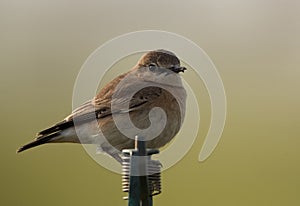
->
[17,132,60,153]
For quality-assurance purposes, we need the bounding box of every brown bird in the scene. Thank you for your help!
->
[17,49,187,163]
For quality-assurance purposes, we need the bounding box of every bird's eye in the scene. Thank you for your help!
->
[149,63,157,72]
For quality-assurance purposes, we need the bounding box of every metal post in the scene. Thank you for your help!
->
[122,136,161,206]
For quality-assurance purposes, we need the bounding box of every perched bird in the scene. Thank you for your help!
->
[17,49,187,163]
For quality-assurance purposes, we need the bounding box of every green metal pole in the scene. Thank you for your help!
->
[127,138,153,206]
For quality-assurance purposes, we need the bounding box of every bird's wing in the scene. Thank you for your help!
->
[37,71,163,138]
[36,100,93,137]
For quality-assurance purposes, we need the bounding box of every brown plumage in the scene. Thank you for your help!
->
[17,49,187,163]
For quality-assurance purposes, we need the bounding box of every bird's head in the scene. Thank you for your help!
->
[137,49,186,73]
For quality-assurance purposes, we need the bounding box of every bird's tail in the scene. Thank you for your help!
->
[16,132,61,153]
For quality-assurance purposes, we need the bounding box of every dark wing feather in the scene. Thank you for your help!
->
[37,120,72,136]
[37,71,162,139]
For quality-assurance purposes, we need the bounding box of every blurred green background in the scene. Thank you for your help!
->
[1,0,299,205]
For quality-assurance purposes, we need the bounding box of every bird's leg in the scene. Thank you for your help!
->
[96,144,123,164]
[109,152,123,164]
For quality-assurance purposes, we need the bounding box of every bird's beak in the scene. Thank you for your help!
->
[171,66,187,73]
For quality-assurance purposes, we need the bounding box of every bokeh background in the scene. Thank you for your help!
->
[1,0,299,205]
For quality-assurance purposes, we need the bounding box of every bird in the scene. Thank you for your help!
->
[17,49,187,163]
